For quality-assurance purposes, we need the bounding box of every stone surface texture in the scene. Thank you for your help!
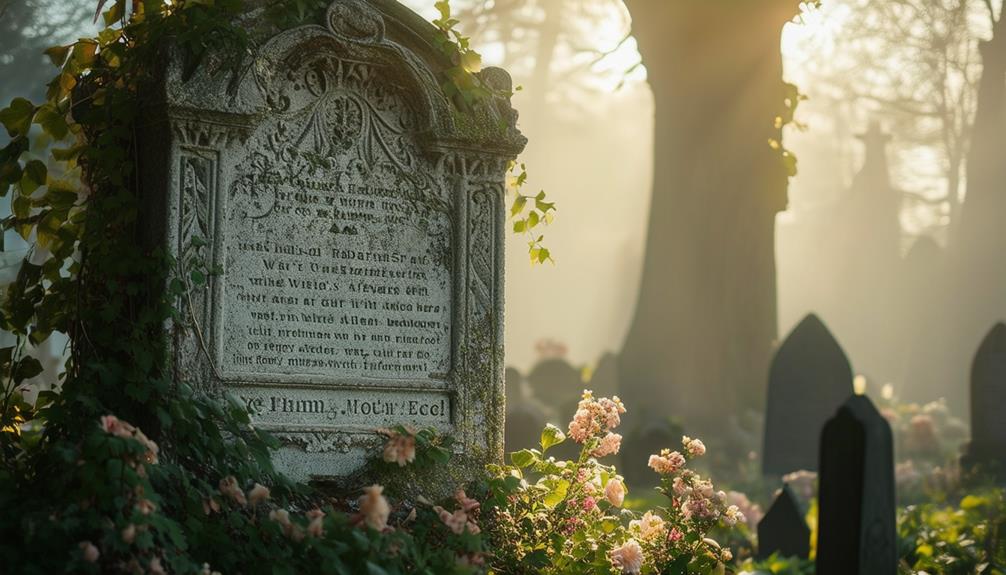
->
[139,0,525,483]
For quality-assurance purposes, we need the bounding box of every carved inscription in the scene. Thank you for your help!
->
[236,387,451,428]
[222,167,451,381]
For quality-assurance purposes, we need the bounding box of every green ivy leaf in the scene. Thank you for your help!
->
[539,424,565,453]
[541,478,569,509]
[44,45,71,67]
[0,98,36,138]
[13,356,44,384]
[510,449,539,469]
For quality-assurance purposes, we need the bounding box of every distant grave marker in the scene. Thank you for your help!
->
[757,484,810,560]
[962,322,1006,481]
[763,314,853,475]
[142,0,525,481]
[816,395,896,575]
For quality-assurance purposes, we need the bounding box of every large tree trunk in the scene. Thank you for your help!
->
[619,0,797,436]
[946,14,1006,415]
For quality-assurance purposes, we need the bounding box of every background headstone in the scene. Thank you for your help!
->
[757,484,810,560]
[142,0,525,482]
[526,357,584,418]
[763,314,853,475]
[817,395,896,575]
[962,322,1006,481]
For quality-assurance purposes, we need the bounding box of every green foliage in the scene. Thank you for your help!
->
[507,162,555,265]
[897,488,1006,575]
[738,553,815,575]
[432,1,555,265]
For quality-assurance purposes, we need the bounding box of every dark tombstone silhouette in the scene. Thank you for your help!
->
[817,395,896,575]
[505,402,547,452]
[763,314,853,475]
[621,418,681,488]
[757,484,810,560]
[526,357,583,417]
[962,323,1006,481]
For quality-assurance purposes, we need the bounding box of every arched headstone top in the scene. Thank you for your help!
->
[165,0,526,155]
[775,314,851,374]
[965,322,1006,479]
[763,313,853,475]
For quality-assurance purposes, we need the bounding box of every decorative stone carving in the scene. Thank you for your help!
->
[142,0,525,483]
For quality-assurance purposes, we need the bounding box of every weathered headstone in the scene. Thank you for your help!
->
[141,0,525,482]
[763,314,853,475]
[962,322,1006,481]
[816,395,896,575]
[757,484,810,560]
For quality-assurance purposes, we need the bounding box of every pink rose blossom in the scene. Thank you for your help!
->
[359,484,390,531]
[247,483,270,506]
[218,476,247,506]
[605,478,626,507]
[591,432,622,458]
[648,449,686,475]
[610,539,644,574]
[380,428,417,467]
[79,541,100,563]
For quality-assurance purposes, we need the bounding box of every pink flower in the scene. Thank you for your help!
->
[567,391,628,443]
[135,498,156,515]
[100,415,134,438]
[682,436,706,457]
[380,428,417,467]
[121,524,136,544]
[79,541,100,563]
[219,476,247,506]
[359,484,390,531]
[605,478,626,507]
[610,539,644,574]
[149,557,166,575]
[454,489,480,513]
[247,483,270,506]
[630,511,666,541]
[591,432,622,458]
[269,509,292,528]
[582,496,598,512]
[669,527,684,542]
[648,449,686,475]
[723,505,746,526]
[435,506,470,534]
[308,515,324,537]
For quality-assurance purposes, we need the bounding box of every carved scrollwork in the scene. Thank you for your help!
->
[327,0,385,43]
[275,431,382,454]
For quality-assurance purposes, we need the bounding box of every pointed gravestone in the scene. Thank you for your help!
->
[962,323,1006,481]
[816,395,896,575]
[763,314,853,475]
[757,484,810,560]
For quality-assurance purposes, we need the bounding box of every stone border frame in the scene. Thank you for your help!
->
[141,0,526,482]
